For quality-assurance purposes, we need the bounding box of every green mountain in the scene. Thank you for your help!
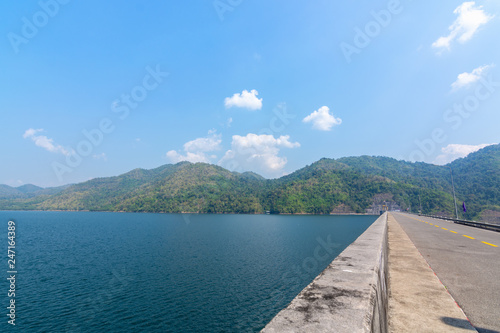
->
[0,185,24,199]
[1,144,498,222]
[16,184,44,194]
[0,184,68,199]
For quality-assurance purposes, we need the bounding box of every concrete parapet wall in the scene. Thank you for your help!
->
[261,213,388,333]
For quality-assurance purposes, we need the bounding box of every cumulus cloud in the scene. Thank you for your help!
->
[166,151,211,163]
[302,106,342,131]
[23,128,70,156]
[224,89,263,110]
[432,2,493,50]
[92,153,107,161]
[166,131,222,163]
[434,143,495,165]
[218,133,300,177]
[451,64,493,90]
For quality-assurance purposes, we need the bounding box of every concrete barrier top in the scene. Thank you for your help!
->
[261,213,388,333]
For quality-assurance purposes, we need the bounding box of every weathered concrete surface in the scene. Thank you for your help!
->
[388,213,477,333]
[261,213,388,333]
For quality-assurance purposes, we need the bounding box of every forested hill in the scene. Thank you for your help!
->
[1,144,498,222]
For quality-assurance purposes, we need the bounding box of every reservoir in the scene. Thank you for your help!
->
[0,211,375,332]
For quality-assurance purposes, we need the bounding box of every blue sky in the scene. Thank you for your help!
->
[1,0,499,187]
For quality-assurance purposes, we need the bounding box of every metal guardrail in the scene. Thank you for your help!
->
[415,213,500,233]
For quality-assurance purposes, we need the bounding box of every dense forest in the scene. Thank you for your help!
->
[1,144,499,222]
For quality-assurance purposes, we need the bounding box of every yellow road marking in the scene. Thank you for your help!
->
[398,214,498,248]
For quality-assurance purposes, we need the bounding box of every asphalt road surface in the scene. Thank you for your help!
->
[391,213,500,333]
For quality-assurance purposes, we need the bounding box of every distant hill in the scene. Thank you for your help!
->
[447,144,500,222]
[1,144,498,222]
[16,184,43,194]
[0,185,24,199]
[0,183,69,206]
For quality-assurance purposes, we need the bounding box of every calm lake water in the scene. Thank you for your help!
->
[0,211,376,332]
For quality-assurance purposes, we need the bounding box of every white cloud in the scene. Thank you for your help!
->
[451,64,493,90]
[23,128,70,156]
[166,151,211,163]
[218,133,300,177]
[92,153,107,161]
[166,131,222,164]
[434,143,495,165]
[432,2,493,50]
[184,135,221,153]
[224,89,263,110]
[302,106,342,131]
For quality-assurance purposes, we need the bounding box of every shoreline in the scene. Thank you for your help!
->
[0,209,378,216]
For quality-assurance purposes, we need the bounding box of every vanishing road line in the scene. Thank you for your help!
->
[408,214,497,249]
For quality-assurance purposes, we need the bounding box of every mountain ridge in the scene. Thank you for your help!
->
[1,144,498,222]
